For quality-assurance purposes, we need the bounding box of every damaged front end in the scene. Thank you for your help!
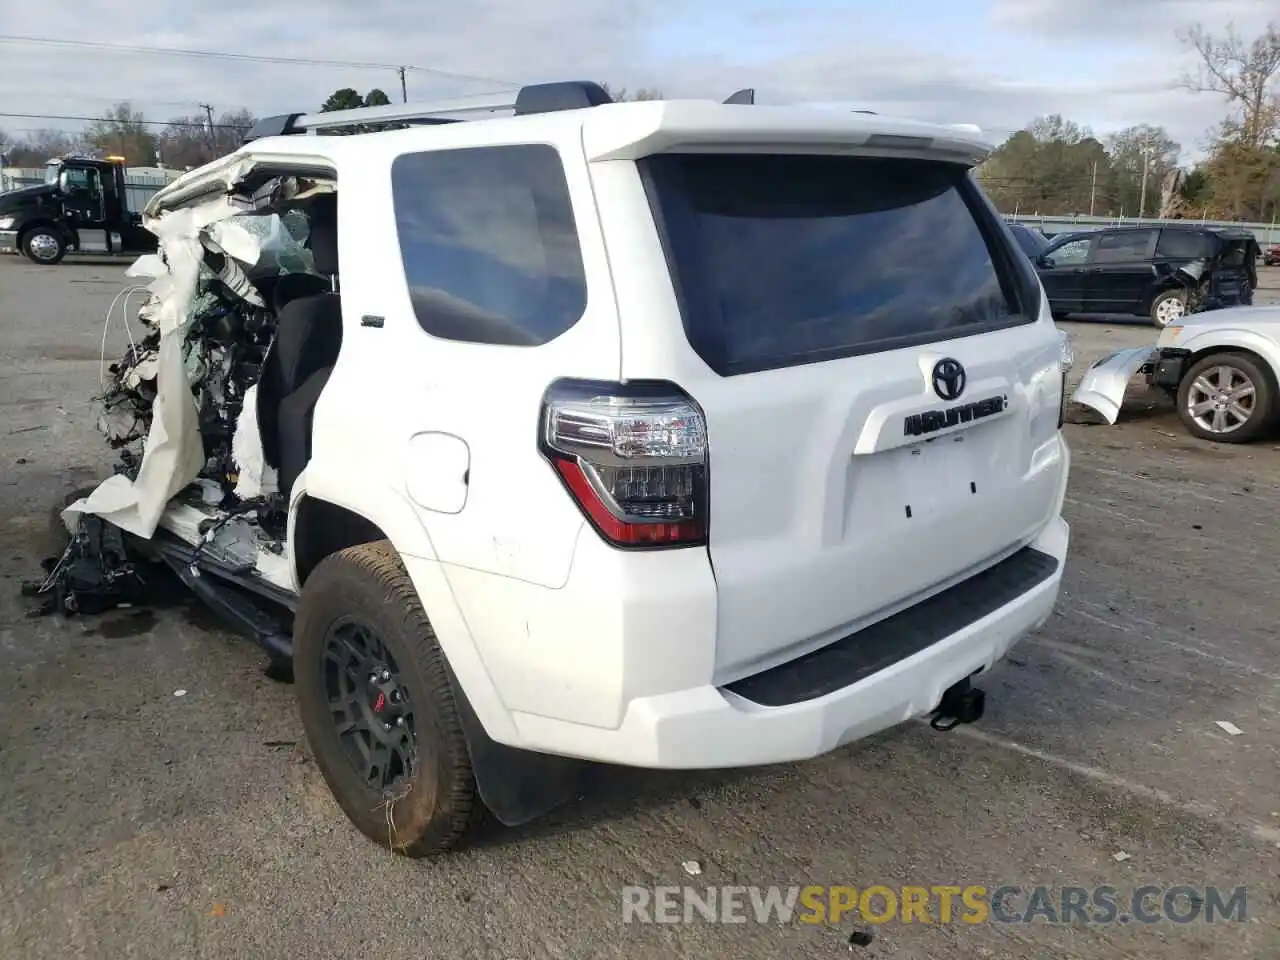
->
[28,173,333,620]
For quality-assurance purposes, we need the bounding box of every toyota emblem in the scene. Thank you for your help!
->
[932,358,966,401]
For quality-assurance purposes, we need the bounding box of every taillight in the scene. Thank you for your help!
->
[540,379,708,548]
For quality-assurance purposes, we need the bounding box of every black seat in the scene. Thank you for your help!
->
[272,270,332,314]
[256,195,342,499]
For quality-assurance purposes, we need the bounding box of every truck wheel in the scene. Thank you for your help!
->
[21,226,67,265]
[1176,352,1276,444]
[293,541,481,856]
[1149,289,1186,327]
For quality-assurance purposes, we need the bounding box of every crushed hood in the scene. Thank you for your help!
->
[1170,304,1280,329]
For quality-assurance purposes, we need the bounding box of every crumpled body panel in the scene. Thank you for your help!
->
[61,199,310,541]
[1071,346,1157,424]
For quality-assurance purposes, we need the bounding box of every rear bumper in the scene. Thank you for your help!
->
[0,230,18,254]
[505,514,1067,768]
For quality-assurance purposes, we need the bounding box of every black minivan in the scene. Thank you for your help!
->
[1029,224,1259,327]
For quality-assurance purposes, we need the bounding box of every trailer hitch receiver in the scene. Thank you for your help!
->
[929,677,985,732]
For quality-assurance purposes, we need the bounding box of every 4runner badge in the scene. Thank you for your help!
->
[903,395,1008,438]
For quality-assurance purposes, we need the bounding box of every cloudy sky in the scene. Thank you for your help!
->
[0,0,1271,161]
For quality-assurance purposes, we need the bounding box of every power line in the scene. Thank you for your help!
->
[0,90,211,109]
[0,34,517,87]
[0,111,246,130]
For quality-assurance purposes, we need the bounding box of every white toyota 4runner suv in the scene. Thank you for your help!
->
[44,82,1071,855]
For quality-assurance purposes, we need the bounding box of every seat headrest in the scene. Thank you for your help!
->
[307,195,339,276]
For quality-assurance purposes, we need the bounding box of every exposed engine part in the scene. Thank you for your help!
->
[203,237,266,309]
[98,254,277,503]
[22,513,148,617]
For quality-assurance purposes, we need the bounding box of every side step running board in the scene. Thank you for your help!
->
[158,548,294,666]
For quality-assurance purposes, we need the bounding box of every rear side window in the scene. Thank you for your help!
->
[1156,229,1216,260]
[391,145,587,346]
[640,154,1029,376]
[1092,230,1156,263]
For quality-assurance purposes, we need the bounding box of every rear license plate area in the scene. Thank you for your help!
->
[893,425,1004,520]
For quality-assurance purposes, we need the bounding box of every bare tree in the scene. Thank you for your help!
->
[3,129,83,167]
[86,102,159,165]
[1105,125,1181,217]
[1179,22,1280,148]
[157,109,255,169]
[600,83,664,102]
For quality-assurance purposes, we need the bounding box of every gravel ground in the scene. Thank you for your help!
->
[1,256,1278,960]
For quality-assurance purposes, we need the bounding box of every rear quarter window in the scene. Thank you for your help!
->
[640,153,1034,376]
[1092,230,1157,263]
[390,144,587,347]
[1155,230,1216,260]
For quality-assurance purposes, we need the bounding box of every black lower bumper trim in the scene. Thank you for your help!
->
[722,546,1059,708]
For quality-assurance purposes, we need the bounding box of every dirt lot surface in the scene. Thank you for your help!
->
[1,257,1278,960]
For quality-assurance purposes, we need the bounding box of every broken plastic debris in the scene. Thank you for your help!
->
[681,860,702,876]
[1112,851,1131,862]
[174,689,188,697]
[195,479,223,505]
[1214,720,1243,736]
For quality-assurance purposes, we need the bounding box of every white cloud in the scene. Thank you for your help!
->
[987,0,1273,40]
[0,0,1259,165]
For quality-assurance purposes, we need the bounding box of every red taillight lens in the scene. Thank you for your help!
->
[540,380,708,548]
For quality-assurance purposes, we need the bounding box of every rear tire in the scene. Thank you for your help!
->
[293,541,480,856]
[1150,289,1186,328]
[1176,352,1276,444]
[21,226,67,265]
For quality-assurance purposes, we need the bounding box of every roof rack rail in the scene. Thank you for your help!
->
[243,81,614,143]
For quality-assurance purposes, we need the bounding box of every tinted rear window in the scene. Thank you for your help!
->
[1008,223,1049,259]
[1155,229,1216,260]
[640,154,1028,375]
[390,145,587,347]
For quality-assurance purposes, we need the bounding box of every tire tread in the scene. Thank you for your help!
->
[294,540,478,857]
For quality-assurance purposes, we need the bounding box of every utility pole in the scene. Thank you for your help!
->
[1089,159,1097,217]
[199,103,216,154]
[1137,147,1151,222]
[398,67,408,103]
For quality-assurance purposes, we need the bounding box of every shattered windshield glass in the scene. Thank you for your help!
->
[222,210,315,275]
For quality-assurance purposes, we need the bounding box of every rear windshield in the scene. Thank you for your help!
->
[1008,223,1050,260]
[640,153,1029,376]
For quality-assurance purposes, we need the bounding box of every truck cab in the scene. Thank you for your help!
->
[0,155,158,264]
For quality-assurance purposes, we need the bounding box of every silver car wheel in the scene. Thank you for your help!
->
[1186,364,1256,435]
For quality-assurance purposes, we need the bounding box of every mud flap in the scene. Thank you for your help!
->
[1071,346,1158,424]
[442,662,586,827]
